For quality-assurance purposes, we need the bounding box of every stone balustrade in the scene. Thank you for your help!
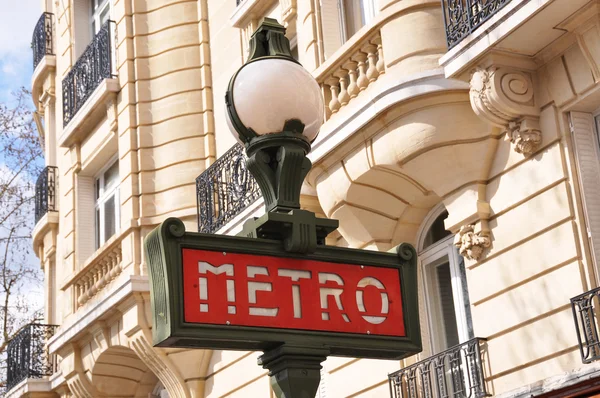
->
[317,31,385,120]
[73,240,123,307]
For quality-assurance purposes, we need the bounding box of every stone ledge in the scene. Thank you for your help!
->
[5,378,54,398]
[229,0,277,28]
[32,211,59,258]
[495,363,600,397]
[58,78,119,148]
[31,54,56,110]
[48,275,149,355]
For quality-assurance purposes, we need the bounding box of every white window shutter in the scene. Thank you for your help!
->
[76,175,95,266]
[317,362,327,398]
[320,0,343,59]
[570,112,600,270]
[72,0,92,58]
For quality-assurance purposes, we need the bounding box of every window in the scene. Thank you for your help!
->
[95,159,119,249]
[340,0,377,42]
[91,0,110,34]
[319,0,377,59]
[419,208,474,353]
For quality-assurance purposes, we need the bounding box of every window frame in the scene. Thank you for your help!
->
[338,0,377,43]
[94,156,120,249]
[91,0,111,35]
[418,205,474,354]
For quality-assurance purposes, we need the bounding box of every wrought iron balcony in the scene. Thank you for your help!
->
[441,0,512,49]
[32,12,54,70]
[571,286,600,364]
[6,324,59,392]
[62,20,116,126]
[35,166,58,224]
[197,144,261,234]
[388,338,489,398]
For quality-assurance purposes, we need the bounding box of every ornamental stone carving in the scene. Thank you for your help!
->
[454,224,491,261]
[470,66,542,156]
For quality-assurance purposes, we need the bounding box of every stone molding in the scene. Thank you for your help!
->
[454,224,491,261]
[130,334,191,398]
[280,0,297,24]
[470,66,542,156]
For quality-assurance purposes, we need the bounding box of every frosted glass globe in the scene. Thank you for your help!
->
[230,59,324,142]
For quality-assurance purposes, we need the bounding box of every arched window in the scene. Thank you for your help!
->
[418,205,474,353]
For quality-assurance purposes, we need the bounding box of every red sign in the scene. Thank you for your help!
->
[182,249,405,336]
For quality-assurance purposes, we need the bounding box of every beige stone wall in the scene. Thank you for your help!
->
[29,0,600,397]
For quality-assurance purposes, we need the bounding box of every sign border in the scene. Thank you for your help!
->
[145,217,422,360]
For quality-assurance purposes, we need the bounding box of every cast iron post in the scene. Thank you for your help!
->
[226,18,336,398]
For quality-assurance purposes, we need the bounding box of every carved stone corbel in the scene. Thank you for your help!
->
[454,224,491,261]
[470,66,542,156]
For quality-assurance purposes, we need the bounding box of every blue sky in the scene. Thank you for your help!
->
[0,0,40,103]
[0,1,46,311]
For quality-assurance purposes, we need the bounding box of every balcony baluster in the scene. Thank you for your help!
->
[571,287,600,363]
[32,13,54,70]
[388,338,489,398]
[196,144,261,234]
[62,20,116,126]
[441,0,512,49]
[6,324,59,392]
[35,166,58,224]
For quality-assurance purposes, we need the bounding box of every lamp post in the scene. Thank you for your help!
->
[225,18,334,398]
[225,18,338,254]
[143,18,421,398]
[225,18,338,398]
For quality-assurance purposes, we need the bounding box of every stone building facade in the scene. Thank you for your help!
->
[8,0,600,397]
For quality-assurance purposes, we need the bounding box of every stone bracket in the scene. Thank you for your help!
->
[470,66,542,156]
[454,224,491,261]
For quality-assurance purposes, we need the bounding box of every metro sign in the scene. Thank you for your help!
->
[146,218,421,360]
[183,249,404,336]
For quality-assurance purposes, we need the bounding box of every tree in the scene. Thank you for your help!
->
[0,88,44,390]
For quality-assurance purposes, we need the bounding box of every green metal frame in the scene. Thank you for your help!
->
[145,217,422,360]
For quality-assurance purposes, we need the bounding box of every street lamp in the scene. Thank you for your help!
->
[144,18,421,398]
[225,18,337,253]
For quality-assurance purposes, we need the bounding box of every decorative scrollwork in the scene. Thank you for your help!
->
[388,338,489,398]
[32,13,54,70]
[35,166,58,224]
[571,287,600,364]
[470,67,542,156]
[196,144,261,233]
[441,0,512,49]
[6,324,59,392]
[63,20,116,126]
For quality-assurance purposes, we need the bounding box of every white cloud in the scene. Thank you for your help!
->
[0,0,41,58]
[2,62,16,75]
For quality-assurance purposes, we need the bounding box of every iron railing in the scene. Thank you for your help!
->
[441,0,512,49]
[34,166,58,224]
[32,12,54,70]
[571,286,600,363]
[197,144,261,233]
[62,20,116,126]
[388,338,489,398]
[6,324,59,391]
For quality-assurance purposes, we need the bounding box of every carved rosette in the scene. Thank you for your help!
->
[470,67,542,156]
[454,224,491,261]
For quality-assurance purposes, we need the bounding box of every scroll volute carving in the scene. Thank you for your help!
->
[470,67,542,155]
